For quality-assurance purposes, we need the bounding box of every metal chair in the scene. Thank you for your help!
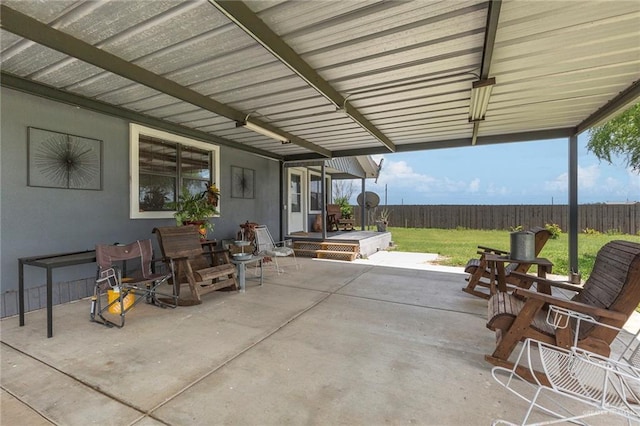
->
[491,306,640,425]
[253,225,298,274]
[90,239,177,328]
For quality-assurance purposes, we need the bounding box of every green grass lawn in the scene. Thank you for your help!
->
[388,227,640,280]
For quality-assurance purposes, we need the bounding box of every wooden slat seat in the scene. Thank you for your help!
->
[153,226,238,305]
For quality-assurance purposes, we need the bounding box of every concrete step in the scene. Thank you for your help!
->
[292,241,360,261]
[316,250,358,261]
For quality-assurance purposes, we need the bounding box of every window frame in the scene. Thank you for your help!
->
[129,123,220,219]
[308,172,331,214]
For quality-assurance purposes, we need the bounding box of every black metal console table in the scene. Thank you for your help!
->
[19,250,96,338]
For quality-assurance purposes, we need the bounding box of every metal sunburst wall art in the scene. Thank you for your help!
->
[28,127,102,190]
[231,165,255,199]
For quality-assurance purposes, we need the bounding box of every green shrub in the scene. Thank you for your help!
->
[334,196,353,218]
[510,225,524,232]
[582,227,601,235]
[545,223,562,239]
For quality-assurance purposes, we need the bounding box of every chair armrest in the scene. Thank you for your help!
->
[273,240,292,248]
[510,271,583,292]
[513,288,628,322]
[161,255,189,262]
[477,245,510,255]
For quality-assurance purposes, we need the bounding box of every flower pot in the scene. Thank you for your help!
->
[376,221,387,232]
[183,220,208,239]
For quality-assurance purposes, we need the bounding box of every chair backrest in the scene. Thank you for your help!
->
[530,226,552,256]
[327,204,341,219]
[95,240,154,279]
[153,226,209,270]
[253,225,275,253]
[572,240,640,340]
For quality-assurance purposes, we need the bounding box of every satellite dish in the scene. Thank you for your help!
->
[357,191,380,210]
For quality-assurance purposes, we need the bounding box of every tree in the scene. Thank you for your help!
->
[587,102,640,171]
[332,179,356,202]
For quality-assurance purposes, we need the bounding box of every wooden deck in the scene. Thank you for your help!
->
[288,230,392,259]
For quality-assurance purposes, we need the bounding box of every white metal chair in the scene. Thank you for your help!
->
[253,225,298,274]
[491,306,640,425]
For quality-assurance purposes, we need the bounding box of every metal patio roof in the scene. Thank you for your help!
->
[1,0,639,162]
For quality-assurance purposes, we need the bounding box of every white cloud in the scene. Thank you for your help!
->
[578,165,600,189]
[369,158,473,201]
[545,165,602,193]
[486,183,509,196]
[468,178,480,192]
[544,172,567,192]
[542,165,640,202]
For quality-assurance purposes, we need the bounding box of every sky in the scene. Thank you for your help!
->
[361,133,640,205]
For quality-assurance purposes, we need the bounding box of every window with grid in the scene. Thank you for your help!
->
[309,173,330,213]
[130,124,219,219]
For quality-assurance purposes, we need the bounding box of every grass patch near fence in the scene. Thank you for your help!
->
[388,227,640,280]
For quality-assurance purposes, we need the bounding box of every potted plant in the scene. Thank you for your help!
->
[174,185,219,239]
[335,196,353,219]
[376,208,390,232]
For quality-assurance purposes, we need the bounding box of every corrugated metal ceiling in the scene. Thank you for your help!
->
[1,0,639,161]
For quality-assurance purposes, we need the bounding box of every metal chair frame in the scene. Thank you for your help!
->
[491,306,640,425]
[253,225,299,274]
[90,240,177,328]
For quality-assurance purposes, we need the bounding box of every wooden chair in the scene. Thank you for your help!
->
[462,226,551,299]
[326,204,341,232]
[327,204,355,232]
[153,226,238,305]
[485,240,640,383]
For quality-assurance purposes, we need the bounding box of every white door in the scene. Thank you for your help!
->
[288,169,305,234]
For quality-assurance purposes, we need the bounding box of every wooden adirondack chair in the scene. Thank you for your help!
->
[485,240,640,383]
[153,226,238,305]
[326,204,341,232]
[462,226,551,299]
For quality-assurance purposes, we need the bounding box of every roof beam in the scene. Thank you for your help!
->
[1,72,283,160]
[210,0,396,153]
[285,127,575,161]
[471,0,501,145]
[0,4,330,157]
[480,0,501,80]
[576,79,640,134]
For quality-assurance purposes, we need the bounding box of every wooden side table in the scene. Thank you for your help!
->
[483,253,553,295]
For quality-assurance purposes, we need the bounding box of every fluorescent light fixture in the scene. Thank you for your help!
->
[237,120,289,144]
[468,77,496,122]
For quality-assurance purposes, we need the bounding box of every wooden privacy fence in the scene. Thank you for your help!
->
[351,204,640,235]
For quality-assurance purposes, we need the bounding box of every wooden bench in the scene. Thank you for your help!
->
[153,226,238,305]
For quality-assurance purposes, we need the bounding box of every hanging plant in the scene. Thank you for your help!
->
[206,183,220,206]
[174,184,219,238]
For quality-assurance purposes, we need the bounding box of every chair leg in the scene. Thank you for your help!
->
[148,275,178,308]
[93,287,129,328]
[490,298,545,361]
[462,260,491,299]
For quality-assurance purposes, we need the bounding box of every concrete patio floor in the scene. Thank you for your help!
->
[1,255,637,425]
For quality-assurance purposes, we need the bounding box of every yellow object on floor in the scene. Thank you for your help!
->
[107,289,135,314]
